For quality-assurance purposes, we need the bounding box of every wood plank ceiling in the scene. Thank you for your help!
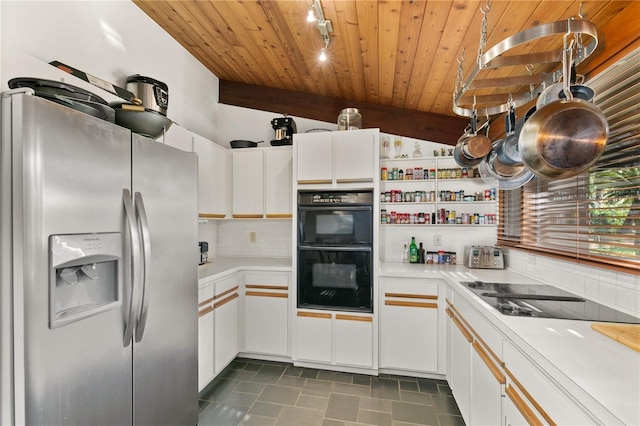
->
[134,0,639,144]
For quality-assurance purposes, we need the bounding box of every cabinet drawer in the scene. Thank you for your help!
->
[244,272,289,288]
[382,278,440,297]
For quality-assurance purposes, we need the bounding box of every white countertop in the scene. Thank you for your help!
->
[381,261,640,425]
[198,256,292,283]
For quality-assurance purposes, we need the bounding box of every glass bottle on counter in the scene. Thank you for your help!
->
[418,243,425,264]
[409,237,418,263]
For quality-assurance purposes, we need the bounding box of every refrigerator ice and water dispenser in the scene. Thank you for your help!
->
[49,233,121,328]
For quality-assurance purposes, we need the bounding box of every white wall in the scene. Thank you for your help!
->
[1,0,219,142]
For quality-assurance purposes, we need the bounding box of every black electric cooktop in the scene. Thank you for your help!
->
[462,281,640,324]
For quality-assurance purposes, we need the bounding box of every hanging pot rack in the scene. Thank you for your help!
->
[453,8,599,117]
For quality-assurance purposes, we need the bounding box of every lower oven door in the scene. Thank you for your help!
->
[297,246,372,313]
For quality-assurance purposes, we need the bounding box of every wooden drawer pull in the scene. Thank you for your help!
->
[215,285,239,299]
[336,178,373,183]
[265,213,292,219]
[198,297,214,307]
[385,300,437,309]
[232,214,263,219]
[445,307,454,318]
[298,179,332,185]
[214,292,238,309]
[506,384,544,426]
[297,311,331,319]
[335,314,373,322]
[505,367,555,425]
[198,305,214,317]
[245,284,288,290]
[385,292,437,300]
[452,315,473,343]
[199,213,225,219]
[472,340,506,384]
[246,291,288,298]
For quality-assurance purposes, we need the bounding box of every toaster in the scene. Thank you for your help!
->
[464,246,505,269]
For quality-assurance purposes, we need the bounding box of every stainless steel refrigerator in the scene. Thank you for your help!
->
[0,90,199,425]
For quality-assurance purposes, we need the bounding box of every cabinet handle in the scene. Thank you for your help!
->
[198,305,214,317]
[214,285,239,299]
[336,178,373,183]
[199,213,226,219]
[385,300,437,309]
[505,367,556,426]
[298,179,332,185]
[335,314,373,322]
[198,297,214,307]
[246,291,288,298]
[246,284,288,290]
[232,214,263,219]
[452,315,473,343]
[445,307,454,318]
[385,292,437,300]
[505,384,544,426]
[265,213,292,219]
[297,311,331,319]
[472,340,506,384]
[214,292,239,309]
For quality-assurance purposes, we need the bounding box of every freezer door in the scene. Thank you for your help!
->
[14,95,133,425]
[131,134,199,426]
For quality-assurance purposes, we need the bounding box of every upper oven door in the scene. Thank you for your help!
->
[298,206,373,245]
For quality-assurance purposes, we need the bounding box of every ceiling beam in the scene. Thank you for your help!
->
[219,80,468,146]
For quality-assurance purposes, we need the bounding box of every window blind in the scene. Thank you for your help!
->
[498,48,640,272]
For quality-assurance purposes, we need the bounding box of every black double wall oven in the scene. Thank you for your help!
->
[297,190,373,313]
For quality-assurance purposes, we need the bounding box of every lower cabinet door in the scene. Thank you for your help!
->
[214,293,239,374]
[295,311,332,363]
[470,341,504,425]
[333,314,373,368]
[198,287,214,391]
[381,302,438,372]
[244,293,288,356]
[450,313,472,425]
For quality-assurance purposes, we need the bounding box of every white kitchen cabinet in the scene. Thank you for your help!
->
[294,311,332,363]
[380,278,439,373]
[503,341,594,425]
[232,149,264,218]
[295,129,379,186]
[333,314,373,368]
[193,134,229,218]
[333,130,377,184]
[213,274,240,375]
[471,340,504,426]
[232,147,292,218]
[294,310,374,370]
[264,148,293,217]
[242,272,290,357]
[447,301,472,425]
[197,285,214,391]
[295,132,334,184]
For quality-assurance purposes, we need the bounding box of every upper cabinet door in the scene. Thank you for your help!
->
[193,135,228,218]
[265,147,293,218]
[334,129,377,184]
[232,150,264,218]
[295,132,333,185]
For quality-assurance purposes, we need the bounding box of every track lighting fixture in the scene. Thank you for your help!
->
[307,0,333,61]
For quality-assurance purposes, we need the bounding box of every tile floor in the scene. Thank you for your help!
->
[199,358,464,426]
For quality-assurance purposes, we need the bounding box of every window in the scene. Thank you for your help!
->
[498,48,640,272]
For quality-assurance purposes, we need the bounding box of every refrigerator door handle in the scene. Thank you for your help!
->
[122,189,142,347]
[134,192,151,342]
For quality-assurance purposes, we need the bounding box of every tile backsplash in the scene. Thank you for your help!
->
[379,225,497,263]
[211,219,292,258]
[505,248,640,318]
